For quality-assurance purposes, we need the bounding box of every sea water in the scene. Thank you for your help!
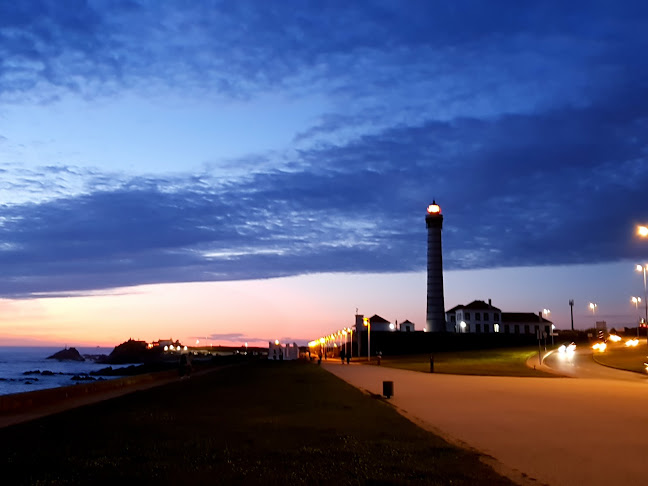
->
[0,346,128,396]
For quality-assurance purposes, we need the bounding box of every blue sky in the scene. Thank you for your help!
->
[1,1,647,345]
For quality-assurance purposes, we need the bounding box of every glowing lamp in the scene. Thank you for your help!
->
[638,226,648,237]
[274,340,280,345]
[427,203,441,214]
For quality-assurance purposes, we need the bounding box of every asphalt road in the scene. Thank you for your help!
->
[324,359,648,486]
[542,346,648,382]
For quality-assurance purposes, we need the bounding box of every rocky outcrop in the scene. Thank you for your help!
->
[46,348,85,361]
[101,339,164,364]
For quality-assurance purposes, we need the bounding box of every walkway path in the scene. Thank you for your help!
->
[324,361,648,486]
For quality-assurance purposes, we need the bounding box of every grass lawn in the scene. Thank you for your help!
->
[373,347,556,377]
[0,360,516,485]
[592,341,648,374]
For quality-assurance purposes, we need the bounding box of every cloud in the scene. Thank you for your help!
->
[2,89,647,299]
[1,2,647,297]
[200,333,303,345]
[3,0,646,109]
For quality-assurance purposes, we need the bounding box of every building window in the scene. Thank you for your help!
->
[451,315,456,323]
[493,323,499,333]
[475,312,481,321]
[476,323,481,333]
[504,324,509,333]
[484,312,489,321]
[465,312,471,320]
[524,325,530,334]
[545,325,550,335]
[457,312,462,319]
[484,324,490,333]
[494,313,499,320]
[515,325,520,334]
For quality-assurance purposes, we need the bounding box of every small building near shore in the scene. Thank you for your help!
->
[268,340,299,361]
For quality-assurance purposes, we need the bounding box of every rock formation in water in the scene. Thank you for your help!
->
[46,347,85,361]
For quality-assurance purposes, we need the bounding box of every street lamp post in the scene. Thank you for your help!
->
[636,264,648,344]
[631,297,642,337]
[543,309,552,346]
[363,317,371,361]
[589,303,598,335]
[589,302,597,317]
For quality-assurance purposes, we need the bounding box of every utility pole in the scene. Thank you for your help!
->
[569,299,574,331]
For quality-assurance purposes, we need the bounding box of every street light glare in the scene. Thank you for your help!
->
[638,225,648,237]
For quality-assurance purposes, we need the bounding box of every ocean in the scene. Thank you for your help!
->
[0,346,129,396]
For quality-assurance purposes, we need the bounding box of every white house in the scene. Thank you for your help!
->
[446,300,502,333]
[399,320,415,332]
[445,299,552,335]
[268,341,299,360]
[354,314,393,332]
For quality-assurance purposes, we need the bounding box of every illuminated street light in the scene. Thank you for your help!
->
[638,225,648,237]
[589,303,598,331]
[632,297,642,337]
[348,327,353,358]
[636,264,648,344]
[460,321,466,333]
[542,309,552,345]
[363,317,371,361]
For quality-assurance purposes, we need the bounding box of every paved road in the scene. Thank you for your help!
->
[324,361,648,486]
[542,347,648,382]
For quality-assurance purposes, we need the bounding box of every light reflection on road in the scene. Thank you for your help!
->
[542,347,648,382]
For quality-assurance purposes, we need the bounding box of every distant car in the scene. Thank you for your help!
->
[558,342,576,356]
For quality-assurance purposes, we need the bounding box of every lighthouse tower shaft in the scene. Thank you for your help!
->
[425,205,446,332]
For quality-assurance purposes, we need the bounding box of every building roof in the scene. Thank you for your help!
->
[446,304,463,313]
[401,319,414,325]
[446,300,502,312]
[502,312,552,324]
[368,314,390,324]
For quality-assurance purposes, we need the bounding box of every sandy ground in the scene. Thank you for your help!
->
[324,361,648,486]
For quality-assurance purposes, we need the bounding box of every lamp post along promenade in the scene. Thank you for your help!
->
[363,317,371,361]
[637,264,648,343]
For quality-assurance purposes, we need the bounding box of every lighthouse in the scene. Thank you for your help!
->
[425,201,446,332]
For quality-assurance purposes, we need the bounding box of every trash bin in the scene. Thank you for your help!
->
[383,381,394,398]
[429,356,434,373]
